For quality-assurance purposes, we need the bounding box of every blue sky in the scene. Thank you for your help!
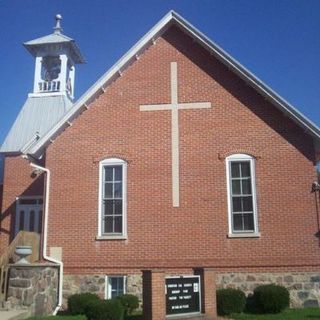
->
[0,0,319,149]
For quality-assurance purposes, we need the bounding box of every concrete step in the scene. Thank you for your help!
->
[0,310,30,320]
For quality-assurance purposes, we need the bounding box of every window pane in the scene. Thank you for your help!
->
[104,183,113,198]
[243,213,254,231]
[19,199,37,205]
[241,162,250,177]
[114,183,122,198]
[233,214,242,231]
[19,211,25,231]
[242,178,252,194]
[231,163,240,178]
[114,200,122,215]
[232,180,241,195]
[243,196,253,211]
[105,167,113,182]
[104,216,114,233]
[104,200,113,215]
[114,166,122,181]
[117,277,124,290]
[109,277,124,299]
[232,197,242,212]
[111,277,118,288]
[29,210,35,231]
[114,216,123,233]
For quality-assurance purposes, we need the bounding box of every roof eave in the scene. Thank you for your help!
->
[0,150,23,156]
[23,39,85,64]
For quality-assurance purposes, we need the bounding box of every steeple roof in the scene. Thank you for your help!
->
[23,15,85,64]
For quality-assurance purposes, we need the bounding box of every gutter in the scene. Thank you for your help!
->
[29,162,63,315]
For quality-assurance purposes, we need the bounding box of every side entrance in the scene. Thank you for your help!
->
[15,197,43,236]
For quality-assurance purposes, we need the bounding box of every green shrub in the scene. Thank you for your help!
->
[68,293,100,316]
[27,316,87,320]
[117,294,139,316]
[253,284,290,314]
[86,299,124,320]
[216,288,246,315]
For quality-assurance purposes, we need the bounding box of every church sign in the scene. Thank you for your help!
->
[165,275,201,316]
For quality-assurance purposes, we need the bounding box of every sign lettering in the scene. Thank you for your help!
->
[165,276,201,316]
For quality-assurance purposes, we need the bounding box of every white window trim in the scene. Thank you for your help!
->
[105,275,127,299]
[98,158,127,239]
[226,154,260,237]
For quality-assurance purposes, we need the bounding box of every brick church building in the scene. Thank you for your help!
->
[1,11,320,318]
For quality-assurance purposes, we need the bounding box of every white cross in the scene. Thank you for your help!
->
[140,62,211,207]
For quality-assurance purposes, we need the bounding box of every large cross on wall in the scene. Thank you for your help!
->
[140,62,212,207]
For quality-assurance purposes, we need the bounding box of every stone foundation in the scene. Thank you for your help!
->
[216,272,320,308]
[6,264,59,316]
[63,274,142,307]
[62,271,320,310]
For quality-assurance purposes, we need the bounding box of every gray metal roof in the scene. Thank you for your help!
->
[24,32,73,45]
[24,32,85,64]
[0,95,73,153]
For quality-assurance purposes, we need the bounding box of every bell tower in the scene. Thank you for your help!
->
[0,15,85,153]
[24,14,85,100]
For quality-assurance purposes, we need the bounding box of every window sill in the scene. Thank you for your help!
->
[228,232,261,238]
[96,235,127,240]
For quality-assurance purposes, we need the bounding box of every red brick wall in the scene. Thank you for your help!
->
[40,26,319,274]
[0,184,3,214]
[142,270,166,320]
[0,156,44,249]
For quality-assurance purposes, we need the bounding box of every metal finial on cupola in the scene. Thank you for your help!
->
[53,14,63,34]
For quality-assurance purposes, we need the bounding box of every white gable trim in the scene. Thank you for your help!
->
[27,10,320,157]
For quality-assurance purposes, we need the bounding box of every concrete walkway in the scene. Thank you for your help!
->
[0,310,30,320]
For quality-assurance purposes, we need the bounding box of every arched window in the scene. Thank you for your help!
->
[226,154,259,237]
[98,158,127,239]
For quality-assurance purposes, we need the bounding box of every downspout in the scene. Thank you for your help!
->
[29,162,63,315]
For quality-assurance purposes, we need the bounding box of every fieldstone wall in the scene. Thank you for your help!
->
[217,272,320,308]
[63,274,142,307]
[62,272,320,309]
[6,264,59,316]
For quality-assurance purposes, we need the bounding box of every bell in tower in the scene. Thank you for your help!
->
[0,15,84,154]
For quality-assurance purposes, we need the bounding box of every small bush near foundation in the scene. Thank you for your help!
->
[68,293,100,316]
[216,288,246,315]
[86,299,124,320]
[253,284,289,314]
[27,317,87,320]
[117,294,139,316]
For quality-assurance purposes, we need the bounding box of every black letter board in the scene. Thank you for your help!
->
[165,276,201,316]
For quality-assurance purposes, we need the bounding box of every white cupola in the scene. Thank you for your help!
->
[24,14,85,100]
[0,15,85,154]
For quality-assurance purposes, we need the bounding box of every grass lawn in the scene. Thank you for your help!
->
[231,308,320,320]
